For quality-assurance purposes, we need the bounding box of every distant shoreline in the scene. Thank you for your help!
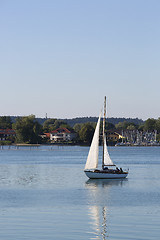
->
[0,143,160,148]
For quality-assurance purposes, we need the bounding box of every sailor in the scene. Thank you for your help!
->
[104,167,108,170]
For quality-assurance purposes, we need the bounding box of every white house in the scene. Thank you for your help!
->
[50,128,76,142]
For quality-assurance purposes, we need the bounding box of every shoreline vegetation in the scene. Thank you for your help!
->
[0,144,160,150]
[0,115,160,146]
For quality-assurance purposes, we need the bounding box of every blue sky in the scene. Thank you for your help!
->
[0,0,160,120]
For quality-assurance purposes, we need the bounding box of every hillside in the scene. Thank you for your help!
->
[63,117,143,127]
[9,116,143,127]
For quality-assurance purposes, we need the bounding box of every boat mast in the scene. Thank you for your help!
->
[102,96,106,170]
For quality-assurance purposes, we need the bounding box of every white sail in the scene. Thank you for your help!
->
[84,112,101,170]
[104,134,115,166]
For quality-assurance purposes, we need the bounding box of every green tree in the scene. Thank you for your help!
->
[106,122,115,130]
[115,121,125,130]
[0,116,12,129]
[43,118,57,132]
[74,122,97,143]
[13,115,42,144]
[79,123,95,144]
[43,119,72,132]
[73,123,83,134]
[116,121,137,130]
[155,118,160,133]
[127,125,136,131]
[143,118,156,132]
[138,124,144,131]
[52,120,69,130]
[59,123,73,131]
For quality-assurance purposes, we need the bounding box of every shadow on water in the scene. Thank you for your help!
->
[85,179,128,240]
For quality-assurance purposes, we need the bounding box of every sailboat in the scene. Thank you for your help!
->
[84,97,128,179]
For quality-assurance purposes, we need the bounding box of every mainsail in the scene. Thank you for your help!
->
[104,134,115,166]
[84,112,102,170]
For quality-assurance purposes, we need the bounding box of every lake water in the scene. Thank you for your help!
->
[0,145,160,240]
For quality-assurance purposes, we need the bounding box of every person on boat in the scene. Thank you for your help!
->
[104,167,108,170]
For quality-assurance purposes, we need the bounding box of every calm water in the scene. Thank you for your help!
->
[0,145,160,240]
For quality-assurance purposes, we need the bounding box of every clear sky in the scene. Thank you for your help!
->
[0,0,160,120]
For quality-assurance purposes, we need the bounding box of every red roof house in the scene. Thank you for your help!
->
[50,128,76,142]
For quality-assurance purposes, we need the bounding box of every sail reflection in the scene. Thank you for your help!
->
[85,179,127,239]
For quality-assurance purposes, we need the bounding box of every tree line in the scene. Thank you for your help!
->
[0,116,160,145]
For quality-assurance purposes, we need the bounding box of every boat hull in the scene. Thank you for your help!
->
[84,170,128,179]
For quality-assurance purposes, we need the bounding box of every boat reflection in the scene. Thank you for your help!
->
[85,179,127,239]
[86,178,128,188]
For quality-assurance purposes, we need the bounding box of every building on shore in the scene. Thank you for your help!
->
[106,130,123,142]
[0,129,16,141]
[50,128,77,142]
